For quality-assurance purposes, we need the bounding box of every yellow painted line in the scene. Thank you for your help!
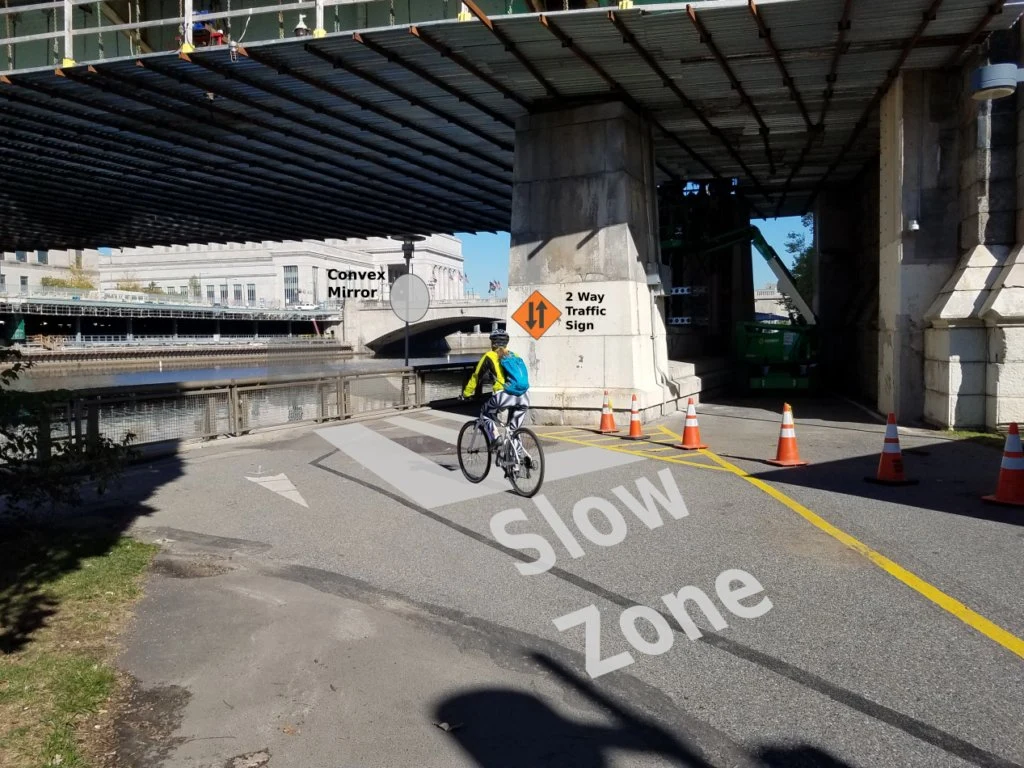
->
[540,431,729,471]
[698,449,1024,661]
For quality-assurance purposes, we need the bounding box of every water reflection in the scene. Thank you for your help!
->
[11,355,479,392]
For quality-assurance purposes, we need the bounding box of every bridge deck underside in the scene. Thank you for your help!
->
[0,0,1018,251]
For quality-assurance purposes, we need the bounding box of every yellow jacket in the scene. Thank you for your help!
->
[463,350,505,397]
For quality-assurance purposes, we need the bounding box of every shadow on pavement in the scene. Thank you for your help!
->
[435,653,714,768]
[701,395,882,428]
[755,746,856,767]
[741,437,1020,527]
[435,653,860,768]
[685,394,1018,526]
[0,450,184,654]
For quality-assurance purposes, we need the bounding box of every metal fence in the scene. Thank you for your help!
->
[0,0,501,74]
[0,285,345,312]
[11,363,474,458]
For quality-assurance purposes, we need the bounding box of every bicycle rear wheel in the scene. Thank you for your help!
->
[508,428,545,497]
[457,420,491,483]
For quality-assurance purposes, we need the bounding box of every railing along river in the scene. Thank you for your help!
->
[23,362,475,459]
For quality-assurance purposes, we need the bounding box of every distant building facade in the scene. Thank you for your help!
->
[754,283,788,320]
[95,236,465,308]
[0,248,100,294]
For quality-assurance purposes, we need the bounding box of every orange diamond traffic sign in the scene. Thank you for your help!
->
[512,290,561,340]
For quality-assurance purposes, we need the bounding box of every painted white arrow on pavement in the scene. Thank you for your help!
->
[245,473,309,508]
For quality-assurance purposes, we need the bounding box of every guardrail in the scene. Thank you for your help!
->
[354,298,507,309]
[12,363,474,460]
[0,286,344,311]
[0,0,480,74]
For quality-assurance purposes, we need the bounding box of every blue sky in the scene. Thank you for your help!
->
[455,215,810,297]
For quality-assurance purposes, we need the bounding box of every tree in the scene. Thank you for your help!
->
[143,281,164,294]
[0,348,137,519]
[781,213,815,320]
[40,265,96,290]
[188,276,202,297]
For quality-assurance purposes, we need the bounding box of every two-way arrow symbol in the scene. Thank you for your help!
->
[526,300,548,329]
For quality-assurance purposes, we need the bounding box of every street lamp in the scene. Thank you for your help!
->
[970,62,1022,100]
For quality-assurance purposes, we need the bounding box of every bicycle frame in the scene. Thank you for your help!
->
[470,409,526,469]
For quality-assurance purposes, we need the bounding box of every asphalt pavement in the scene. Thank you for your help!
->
[104,395,1023,768]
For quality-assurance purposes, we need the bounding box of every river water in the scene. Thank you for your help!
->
[10,354,480,392]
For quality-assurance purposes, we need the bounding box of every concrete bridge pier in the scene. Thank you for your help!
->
[508,102,678,426]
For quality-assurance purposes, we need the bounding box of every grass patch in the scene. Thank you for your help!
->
[0,528,158,768]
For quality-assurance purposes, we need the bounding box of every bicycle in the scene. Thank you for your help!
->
[457,407,545,497]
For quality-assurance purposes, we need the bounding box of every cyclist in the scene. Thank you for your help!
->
[460,329,530,463]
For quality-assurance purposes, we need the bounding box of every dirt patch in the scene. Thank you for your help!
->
[225,749,272,767]
[108,676,191,768]
[151,556,233,579]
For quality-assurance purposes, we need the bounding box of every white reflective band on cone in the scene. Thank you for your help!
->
[885,424,899,438]
[1001,455,1024,470]
[1007,435,1022,453]
[781,428,796,438]
[883,442,901,454]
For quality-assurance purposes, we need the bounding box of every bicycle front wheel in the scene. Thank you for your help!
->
[457,420,491,483]
[509,428,545,497]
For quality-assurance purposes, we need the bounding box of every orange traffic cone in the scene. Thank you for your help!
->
[766,403,808,467]
[865,413,918,485]
[623,394,645,440]
[598,391,618,434]
[675,398,707,450]
[982,422,1024,506]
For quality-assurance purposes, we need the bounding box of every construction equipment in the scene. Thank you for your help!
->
[723,226,818,391]
[735,320,818,391]
[674,223,820,393]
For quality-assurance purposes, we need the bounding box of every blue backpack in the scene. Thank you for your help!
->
[500,352,530,396]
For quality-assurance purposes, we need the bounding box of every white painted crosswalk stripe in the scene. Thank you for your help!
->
[419,410,474,425]
[317,417,643,509]
[319,423,509,508]
[385,415,461,443]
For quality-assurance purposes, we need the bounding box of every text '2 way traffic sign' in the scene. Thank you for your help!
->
[512,290,562,340]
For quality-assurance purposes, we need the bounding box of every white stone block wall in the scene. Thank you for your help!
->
[982,245,1024,426]
[924,245,1009,427]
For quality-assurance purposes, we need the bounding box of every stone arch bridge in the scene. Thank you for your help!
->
[344,299,507,352]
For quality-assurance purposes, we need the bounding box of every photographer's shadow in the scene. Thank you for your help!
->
[434,653,712,768]
[433,653,857,768]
